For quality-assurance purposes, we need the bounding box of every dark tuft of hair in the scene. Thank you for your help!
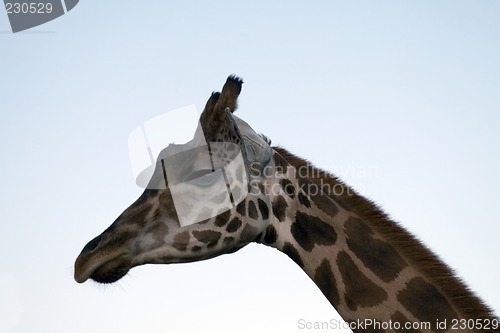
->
[227,74,244,85]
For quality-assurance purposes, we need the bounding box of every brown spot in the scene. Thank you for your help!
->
[236,200,246,216]
[297,177,339,217]
[226,217,242,233]
[345,217,407,282]
[191,245,201,252]
[314,259,340,306]
[223,236,235,244]
[257,182,265,195]
[214,210,231,227]
[397,277,458,332]
[297,176,309,192]
[172,231,190,252]
[206,241,218,248]
[280,178,295,198]
[308,184,339,217]
[282,242,304,268]
[298,192,311,208]
[248,200,259,220]
[257,198,269,220]
[291,212,337,251]
[272,196,288,222]
[337,251,388,311]
[192,230,221,248]
[391,311,421,333]
[263,225,277,244]
[240,224,258,242]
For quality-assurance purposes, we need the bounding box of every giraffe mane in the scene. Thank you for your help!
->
[272,146,497,321]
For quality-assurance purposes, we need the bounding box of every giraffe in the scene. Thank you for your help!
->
[74,75,498,332]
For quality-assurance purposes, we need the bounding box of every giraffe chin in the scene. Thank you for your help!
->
[75,253,133,284]
[88,255,132,284]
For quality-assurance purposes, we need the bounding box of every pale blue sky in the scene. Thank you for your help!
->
[1,1,499,332]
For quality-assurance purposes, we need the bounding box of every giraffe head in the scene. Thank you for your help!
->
[74,76,274,283]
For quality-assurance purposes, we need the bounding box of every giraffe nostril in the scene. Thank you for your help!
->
[82,235,102,253]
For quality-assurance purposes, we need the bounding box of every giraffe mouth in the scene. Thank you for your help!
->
[74,252,133,284]
[89,254,132,283]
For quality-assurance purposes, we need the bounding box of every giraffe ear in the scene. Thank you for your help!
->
[230,113,273,170]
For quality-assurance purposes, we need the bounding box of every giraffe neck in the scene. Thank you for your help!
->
[258,148,496,332]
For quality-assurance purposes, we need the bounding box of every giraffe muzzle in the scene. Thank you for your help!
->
[74,234,132,284]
